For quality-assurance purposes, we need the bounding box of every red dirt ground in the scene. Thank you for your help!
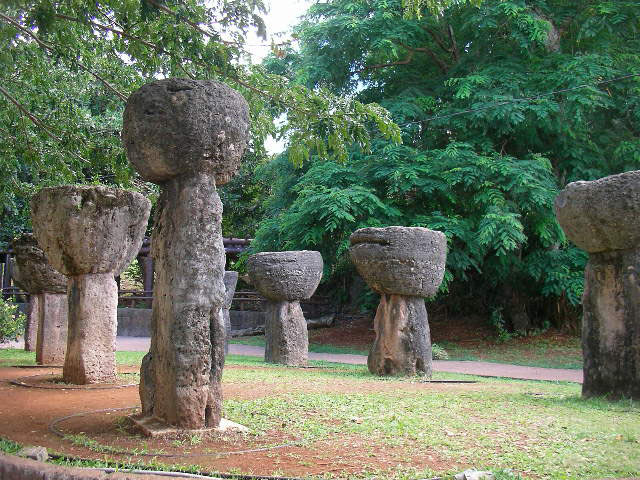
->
[0,364,483,478]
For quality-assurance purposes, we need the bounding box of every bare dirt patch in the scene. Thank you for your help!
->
[0,364,481,477]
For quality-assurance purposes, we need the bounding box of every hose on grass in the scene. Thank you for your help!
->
[48,452,306,480]
[48,406,304,459]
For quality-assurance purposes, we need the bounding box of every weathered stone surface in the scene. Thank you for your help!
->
[555,170,640,253]
[122,78,249,185]
[349,226,447,297]
[17,446,48,463]
[556,171,640,400]
[247,251,323,366]
[30,185,150,384]
[367,294,432,376]
[139,173,227,430]
[64,273,118,384]
[11,234,68,358]
[264,300,309,366]
[24,294,38,352]
[11,234,66,293]
[0,452,180,479]
[35,293,68,365]
[223,271,239,355]
[247,251,323,301]
[125,79,249,432]
[31,185,149,277]
[350,226,447,377]
[581,248,640,399]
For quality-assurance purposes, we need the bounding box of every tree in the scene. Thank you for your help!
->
[0,0,402,245]
[251,0,640,329]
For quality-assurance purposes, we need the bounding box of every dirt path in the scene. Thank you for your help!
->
[117,336,583,383]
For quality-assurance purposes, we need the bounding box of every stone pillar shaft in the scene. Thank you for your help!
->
[582,248,640,399]
[265,300,309,366]
[35,293,68,365]
[64,274,117,384]
[368,294,432,376]
[142,173,226,429]
[24,297,38,352]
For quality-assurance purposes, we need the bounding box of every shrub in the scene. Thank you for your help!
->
[0,297,26,343]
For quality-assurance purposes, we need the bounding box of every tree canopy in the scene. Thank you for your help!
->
[0,0,403,244]
[250,0,640,328]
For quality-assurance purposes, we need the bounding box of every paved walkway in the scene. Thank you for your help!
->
[116,336,583,383]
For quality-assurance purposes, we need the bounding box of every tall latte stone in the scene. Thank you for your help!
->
[223,271,239,355]
[123,78,249,431]
[12,234,67,361]
[350,227,446,376]
[31,186,150,384]
[555,170,640,399]
[247,251,323,366]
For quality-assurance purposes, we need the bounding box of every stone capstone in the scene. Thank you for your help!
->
[11,234,66,293]
[555,170,640,253]
[31,185,150,277]
[349,226,446,297]
[555,170,640,400]
[122,78,249,185]
[247,250,323,301]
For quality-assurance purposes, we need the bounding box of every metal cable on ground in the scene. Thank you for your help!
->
[48,406,304,459]
[48,452,305,480]
[10,374,138,390]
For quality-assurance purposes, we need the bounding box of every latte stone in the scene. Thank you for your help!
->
[31,186,150,384]
[350,226,447,377]
[555,170,640,399]
[123,78,249,434]
[247,251,323,366]
[11,234,67,362]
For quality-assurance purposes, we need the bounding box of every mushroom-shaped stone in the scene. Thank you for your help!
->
[350,227,447,377]
[124,79,249,435]
[555,170,640,399]
[12,234,67,359]
[122,78,249,185]
[31,185,150,384]
[349,227,446,297]
[223,271,239,355]
[247,251,323,366]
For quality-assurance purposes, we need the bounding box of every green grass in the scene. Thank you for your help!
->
[438,337,583,370]
[0,348,637,479]
[221,365,638,479]
[231,334,369,355]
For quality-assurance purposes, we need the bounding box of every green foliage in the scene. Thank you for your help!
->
[254,0,640,326]
[0,297,25,343]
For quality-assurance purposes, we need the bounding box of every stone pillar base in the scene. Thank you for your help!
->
[265,300,308,366]
[582,248,640,399]
[368,294,432,377]
[35,293,68,365]
[64,273,117,384]
[129,414,248,438]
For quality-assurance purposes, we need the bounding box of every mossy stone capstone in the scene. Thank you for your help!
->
[30,185,151,276]
[122,78,249,185]
[349,226,447,297]
[555,170,640,253]
[247,251,323,302]
[11,234,66,294]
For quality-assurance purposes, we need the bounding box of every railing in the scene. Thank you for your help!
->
[1,236,252,304]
